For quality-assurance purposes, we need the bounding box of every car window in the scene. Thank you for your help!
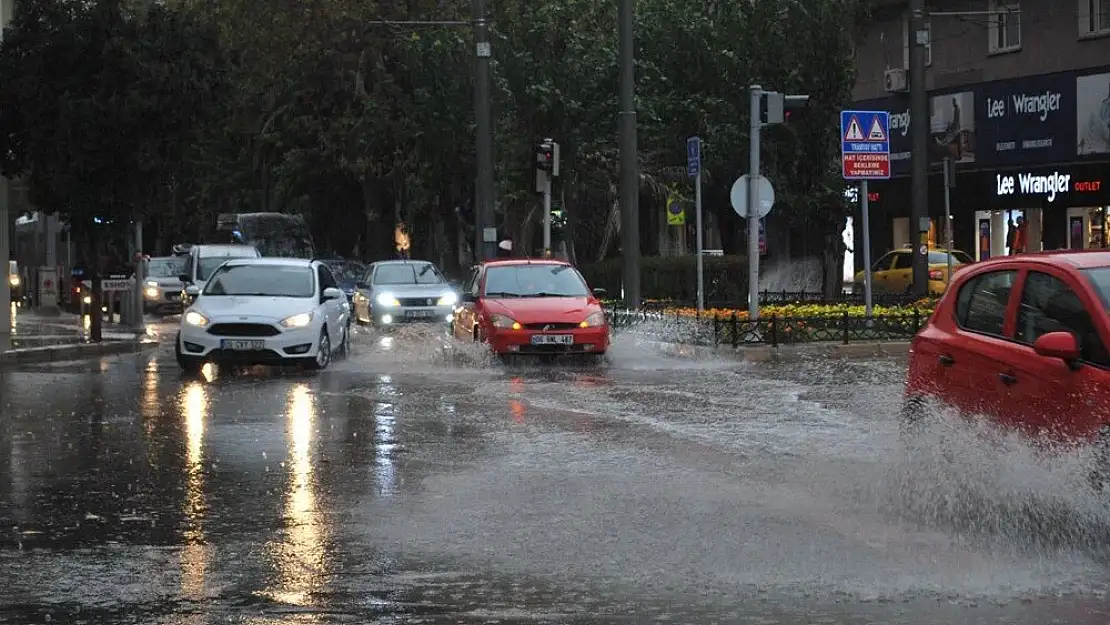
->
[928,251,971,265]
[198,254,256,280]
[1016,271,1110,367]
[203,264,315,297]
[146,257,186,278]
[955,270,1017,336]
[317,265,338,290]
[373,263,446,285]
[872,253,895,272]
[890,252,912,269]
[482,264,590,298]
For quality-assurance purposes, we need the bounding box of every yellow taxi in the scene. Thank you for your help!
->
[853,247,973,295]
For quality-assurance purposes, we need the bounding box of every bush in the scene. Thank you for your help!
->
[580,255,748,303]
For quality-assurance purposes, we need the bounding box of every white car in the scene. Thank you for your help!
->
[175,258,350,372]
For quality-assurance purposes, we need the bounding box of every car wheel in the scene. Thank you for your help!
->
[338,323,351,358]
[306,329,331,370]
[174,334,203,374]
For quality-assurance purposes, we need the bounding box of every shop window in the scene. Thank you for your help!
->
[955,270,1017,336]
[988,1,1021,53]
[1080,0,1110,37]
[1016,271,1110,366]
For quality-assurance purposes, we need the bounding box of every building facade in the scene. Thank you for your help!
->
[849,0,1110,269]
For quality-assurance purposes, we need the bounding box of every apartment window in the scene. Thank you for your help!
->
[1080,0,1110,36]
[902,16,932,68]
[988,1,1021,53]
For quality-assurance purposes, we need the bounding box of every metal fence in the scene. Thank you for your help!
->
[633,290,927,311]
[605,308,928,347]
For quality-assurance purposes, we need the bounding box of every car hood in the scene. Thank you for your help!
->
[372,284,454,298]
[192,295,317,321]
[485,297,598,323]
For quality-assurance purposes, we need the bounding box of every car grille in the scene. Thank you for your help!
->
[399,297,437,307]
[523,322,579,330]
[207,323,280,337]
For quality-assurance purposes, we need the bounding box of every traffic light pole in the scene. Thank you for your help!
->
[617,0,640,309]
[472,0,496,262]
[909,0,929,295]
[748,85,763,321]
[542,174,552,257]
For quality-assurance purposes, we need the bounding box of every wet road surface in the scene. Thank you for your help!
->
[2,322,1110,624]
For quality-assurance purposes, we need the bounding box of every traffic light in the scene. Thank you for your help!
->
[535,138,559,177]
[761,92,810,125]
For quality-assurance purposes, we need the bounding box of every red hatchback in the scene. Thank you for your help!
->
[903,251,1110,452]
[451,259,610,357]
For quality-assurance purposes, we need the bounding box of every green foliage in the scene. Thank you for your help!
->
[0,0,228,229]
[580,255,749,303]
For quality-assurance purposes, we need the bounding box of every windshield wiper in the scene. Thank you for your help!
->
[484,291,521,298]
[530,292,575,297]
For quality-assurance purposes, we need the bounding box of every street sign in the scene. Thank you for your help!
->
[840,110,890,180]
[729,175,775,219]
[686,136,700,177]
[81,279,133,292]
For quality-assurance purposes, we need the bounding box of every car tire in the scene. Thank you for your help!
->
[306,329,331,370]
[337,323,351,358]
[175,334,203,374]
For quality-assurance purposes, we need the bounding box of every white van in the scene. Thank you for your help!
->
[179,244,260,306]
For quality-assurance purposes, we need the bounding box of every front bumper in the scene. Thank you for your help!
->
[373,305,454,325]
[144,286,184,312]
[179,320,322,364]
[487,326,610,355]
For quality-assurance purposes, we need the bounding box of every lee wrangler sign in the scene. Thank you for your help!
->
[994,170,1104,203]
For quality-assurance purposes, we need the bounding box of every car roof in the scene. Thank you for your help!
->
[374,259,432,266]
[193,244,259,256]
[973,250,1110,270]
[480,259,571,267]
[221,257,313,268]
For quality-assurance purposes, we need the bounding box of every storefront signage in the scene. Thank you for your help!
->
[994,170,1104,203]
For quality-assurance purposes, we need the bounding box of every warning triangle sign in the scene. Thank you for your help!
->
[844,117,864,141]
[867,117,887,141]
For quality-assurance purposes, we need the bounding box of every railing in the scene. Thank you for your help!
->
[605,308,928,347]
[631,290,926,311]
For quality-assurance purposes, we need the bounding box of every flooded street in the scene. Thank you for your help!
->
[1,324,1109,624]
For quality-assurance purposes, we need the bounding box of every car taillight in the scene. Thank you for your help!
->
[929,270,943,280]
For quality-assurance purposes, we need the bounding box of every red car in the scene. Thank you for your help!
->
[903,250,1110,459]
[451,259,610,358]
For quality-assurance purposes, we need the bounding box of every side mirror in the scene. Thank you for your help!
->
[592,287,607,298]
[322,287,343,301]
[184,284,200,297]
[1033,331,1081,367]
[179,274,190,283]
[460,292,476,303]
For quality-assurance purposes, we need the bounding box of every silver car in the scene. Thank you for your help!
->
[352,260,458,327]
[143,256,187,314]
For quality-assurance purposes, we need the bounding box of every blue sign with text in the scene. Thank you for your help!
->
[687,136,700,176]
[840,110,890,179]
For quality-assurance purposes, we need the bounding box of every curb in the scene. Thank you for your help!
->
[626,335,909,363]
[0,339,161,368]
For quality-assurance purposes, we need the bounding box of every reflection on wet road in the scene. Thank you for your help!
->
[2,325,1110,624]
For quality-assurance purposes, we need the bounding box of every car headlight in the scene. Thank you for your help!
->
[437,292,458,306]
[376,292,400,307]
[489,314,521,330]
[580,311,607,328]
[184,311,209,327]
[280,312,314,328]
[144,286,160,299]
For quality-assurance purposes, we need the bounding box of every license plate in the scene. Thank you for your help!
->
[530,334,574,345]
[221,339,265,350]
[406,310,434,318]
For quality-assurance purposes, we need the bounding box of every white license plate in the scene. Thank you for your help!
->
[221,339,265,350]
[406,310,434,318]
[530,334,574,345]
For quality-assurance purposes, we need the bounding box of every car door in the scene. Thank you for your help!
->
[454,266,481,340]
[938,267,1021,424]
[317,265,343,335]
[870,252,896,293]
[886,251,914,294]
[1002,269,1110,441]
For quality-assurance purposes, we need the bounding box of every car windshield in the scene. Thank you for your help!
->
[326,261,366,283]
[928,251,973,264]
[146,257,185,278]
[198,254,256,280]
[373,263,444,285]
[483,264,589,298]
[202,264,314,297]
[1084,268,1110,311]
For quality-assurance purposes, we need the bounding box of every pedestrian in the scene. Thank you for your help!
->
[1006,217,1016,254]
[1013,216,1028,254]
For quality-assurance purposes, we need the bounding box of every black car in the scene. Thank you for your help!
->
[322,259,367,305]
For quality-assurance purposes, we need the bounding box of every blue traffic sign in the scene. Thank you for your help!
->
[840,110,890,180]
[687,136,700,177]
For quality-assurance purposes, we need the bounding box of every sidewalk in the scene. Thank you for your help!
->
[1,307,160,367]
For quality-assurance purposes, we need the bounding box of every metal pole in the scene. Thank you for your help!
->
[909,0,929,295]
[748,84,762,320]
[618,0,640,309]
[943,158,953,285]
[542,176,552,258]
[472,0,496,262]
[861,180,874,318]
[0,176,10,344]
[133,219,146,333]
[695,170,704,313]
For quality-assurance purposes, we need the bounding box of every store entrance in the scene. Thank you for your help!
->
[973,209,1046,260]
[1065,206,1108,249]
